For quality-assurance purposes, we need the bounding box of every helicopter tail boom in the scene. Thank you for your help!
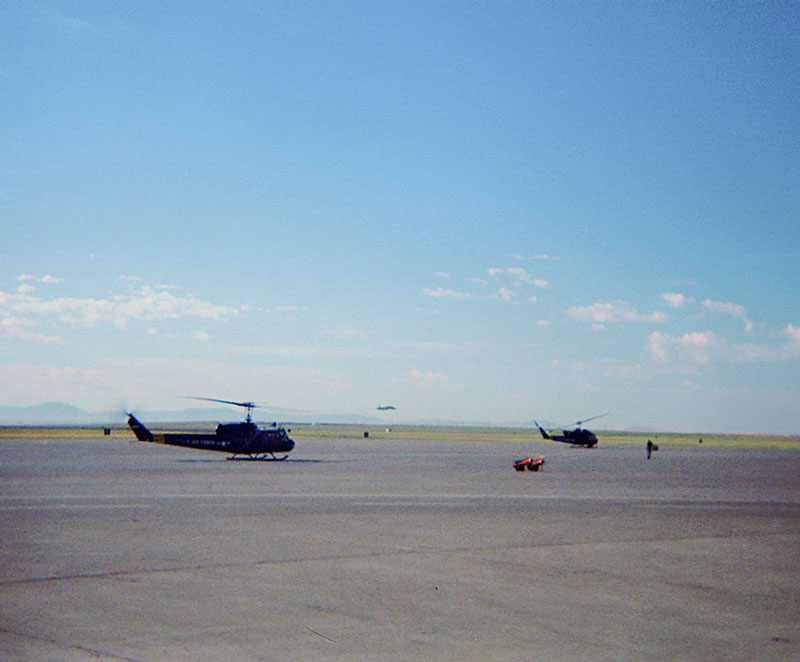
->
[127,413,154,441]
[534,421,551,440]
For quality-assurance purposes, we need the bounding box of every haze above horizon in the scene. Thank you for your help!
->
[2,3,798,435]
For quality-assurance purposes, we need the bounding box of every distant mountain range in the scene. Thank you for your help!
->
[0,402,523,428]
[0,402,101,425]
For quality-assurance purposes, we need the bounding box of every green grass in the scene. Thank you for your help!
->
[285,424,800,449]
[285,423,541,443]
[0,426,121,440]
[594,430,800,449]
[1,423,798,450]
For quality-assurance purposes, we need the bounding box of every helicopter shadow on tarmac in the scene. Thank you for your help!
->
[172,457,332,464]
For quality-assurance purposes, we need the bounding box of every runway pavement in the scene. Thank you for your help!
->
[1,432,798,661]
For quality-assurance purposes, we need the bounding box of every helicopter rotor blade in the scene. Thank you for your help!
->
[573,412,609,427]
[182,396,261,410]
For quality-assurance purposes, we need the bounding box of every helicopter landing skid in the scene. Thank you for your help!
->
[226,454,290,461]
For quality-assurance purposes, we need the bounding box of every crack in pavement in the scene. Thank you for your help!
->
[0,530,788,588]
[0,626,145,662]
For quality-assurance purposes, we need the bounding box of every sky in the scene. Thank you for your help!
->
[1,2,799,434]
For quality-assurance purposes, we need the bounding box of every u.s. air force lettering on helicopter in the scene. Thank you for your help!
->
[127,397,295,461]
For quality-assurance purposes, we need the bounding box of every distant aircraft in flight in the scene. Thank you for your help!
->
[376,405,397,410]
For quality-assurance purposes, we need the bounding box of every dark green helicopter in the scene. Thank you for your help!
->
[127,397,295,460]
[534,413,609,448]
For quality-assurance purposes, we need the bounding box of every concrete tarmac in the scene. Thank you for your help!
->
[1,433,798,661]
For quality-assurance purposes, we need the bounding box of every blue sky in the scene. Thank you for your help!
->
[2,2,798,433]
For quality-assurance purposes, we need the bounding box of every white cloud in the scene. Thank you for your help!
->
[702,299,753,331]
[326,327,367,339]
[702,299,745,317]
[17,274,59,284]
[661,293,693,308]
[513,254,560,261]
[493,287,518,303]
[487,267,549,288]
[486,267,551,293]
[568,300,666,327]
[646,332,671,363]
[0,282,243,341]
[435,272,451,278]
[732,324,800,362]
[191,331,212,342]
[488,267,530,283]
[647,324,800,367]
[230,343,378,359]
[647,330,718,365]
[15,274,61,286]
[0,316,60,344]
[312,378,349,394]
[395,368,453,391]
[785,324,800,352]
[421,287,472,300]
